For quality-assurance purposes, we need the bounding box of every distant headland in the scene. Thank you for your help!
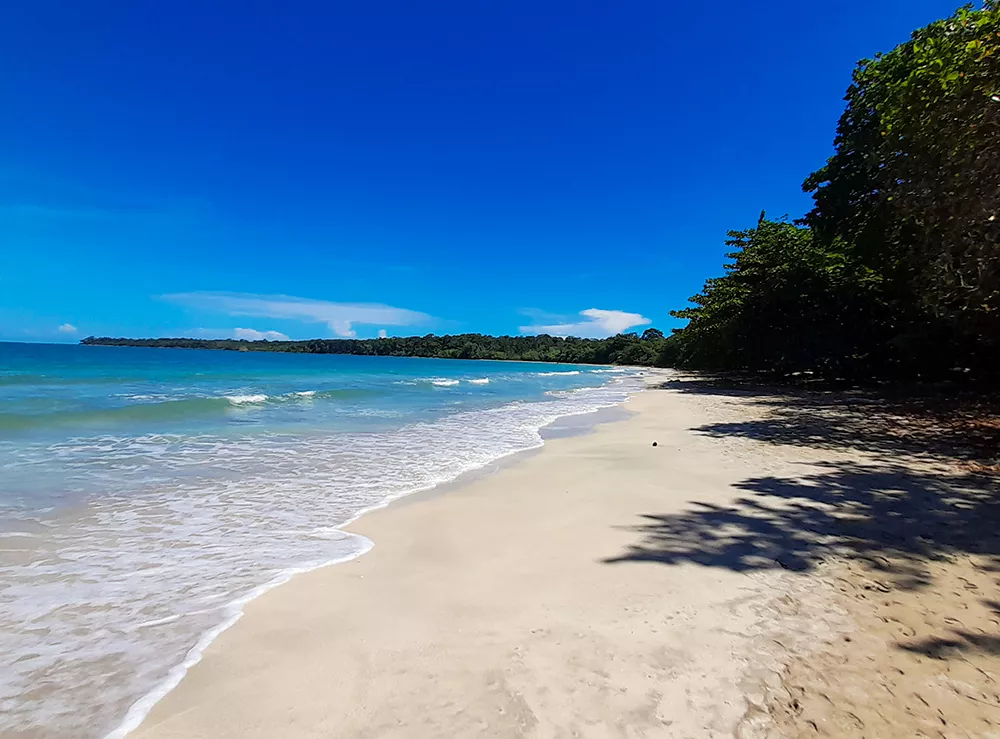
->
[81,330,670,367]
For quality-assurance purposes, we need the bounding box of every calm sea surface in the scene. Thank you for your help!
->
[0,342,640,738]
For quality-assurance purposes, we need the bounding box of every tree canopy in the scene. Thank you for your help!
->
[664,215,889,377]
[664,2,1000,382]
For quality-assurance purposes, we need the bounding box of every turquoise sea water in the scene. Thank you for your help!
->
[0,342,640,738]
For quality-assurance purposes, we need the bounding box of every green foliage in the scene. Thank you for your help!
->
[668,3,1000,382]
[804,1,1000,375]
[664,215,889,376]
[81,332,667,367]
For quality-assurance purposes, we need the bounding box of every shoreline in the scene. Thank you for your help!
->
[128,375,821,738]
[123,376,1000,738]
[73,340,641,370]
[106,381,646,739]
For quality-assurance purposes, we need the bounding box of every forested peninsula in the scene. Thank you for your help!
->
[87,5,999,383]
[82,331,669,366]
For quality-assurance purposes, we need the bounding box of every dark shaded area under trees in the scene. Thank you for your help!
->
[604,378,1000,663]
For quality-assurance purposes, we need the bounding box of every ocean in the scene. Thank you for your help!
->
[0,342,641,738]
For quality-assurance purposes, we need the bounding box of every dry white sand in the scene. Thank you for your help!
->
[129,377,999,739]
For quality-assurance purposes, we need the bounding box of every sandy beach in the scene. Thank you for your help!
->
[130,376,1000,739]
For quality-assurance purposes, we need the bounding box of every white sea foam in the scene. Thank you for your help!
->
[134,614,183,629]
[225,394,268,404]
[430,379,460,387]
[467,378,490,384]
[104,538,374,739]
[293,390,317,397]
[0,375,641,739]
[537,370,580,376]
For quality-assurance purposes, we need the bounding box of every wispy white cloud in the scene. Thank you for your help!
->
[377,329,388,339]
[519,308,651,338]
[163,292,431,338]
[57,323,78,334]
[233,327,290,341]
[184,327,291,340]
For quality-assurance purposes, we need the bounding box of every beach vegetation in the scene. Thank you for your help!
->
[81,332,668,366]
[663,2,1000,382]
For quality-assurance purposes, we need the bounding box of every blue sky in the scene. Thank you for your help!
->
[1,0,961,342]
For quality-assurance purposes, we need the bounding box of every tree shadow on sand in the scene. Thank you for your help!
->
[604,379,1000,659]
[656,376,1000,469]
[604,461,999,584]
[896,598,1000,659]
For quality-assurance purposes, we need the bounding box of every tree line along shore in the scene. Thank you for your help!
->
[81,331,671,367]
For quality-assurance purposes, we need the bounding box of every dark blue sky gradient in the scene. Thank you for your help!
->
[0,0,960,341]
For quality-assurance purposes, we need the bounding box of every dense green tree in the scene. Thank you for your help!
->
[664,215,889,376]
[666,3,999,382]
[804,1,1000,375]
